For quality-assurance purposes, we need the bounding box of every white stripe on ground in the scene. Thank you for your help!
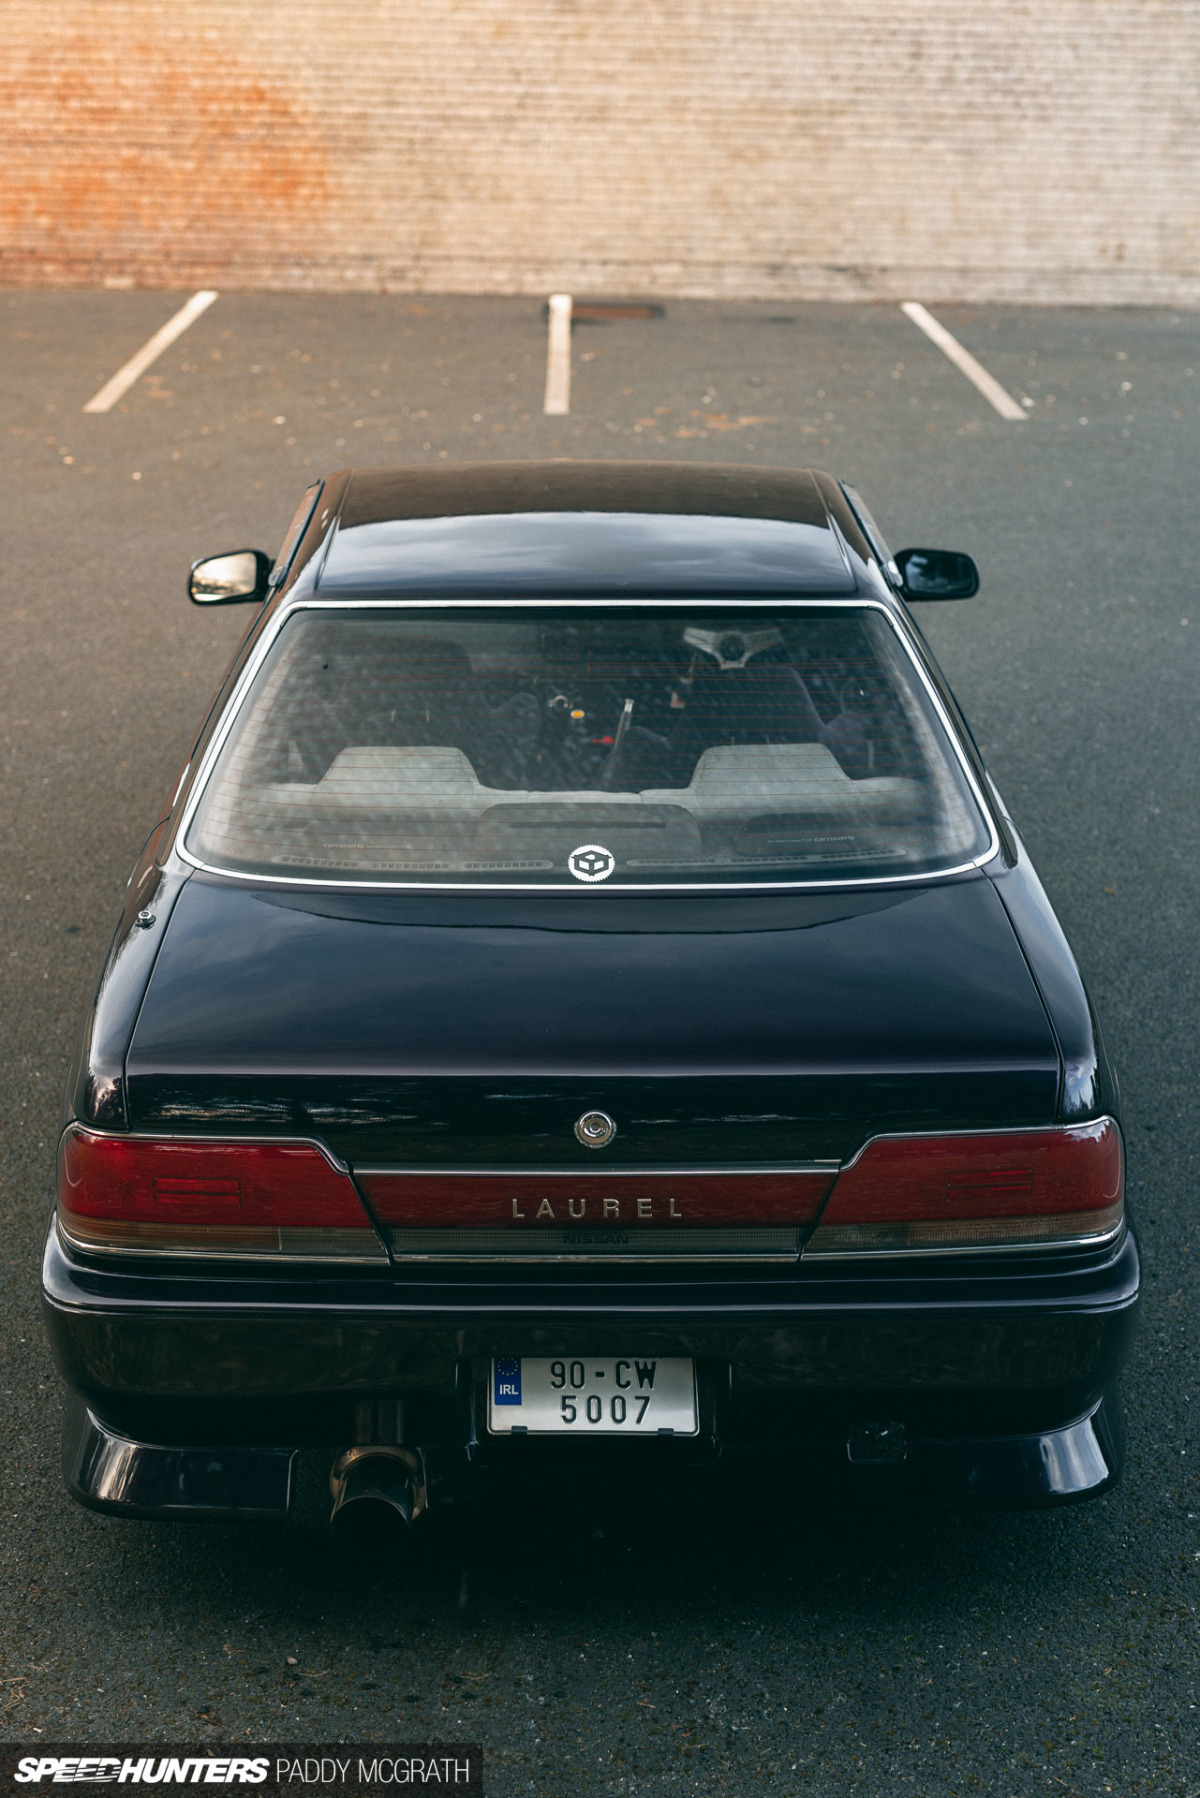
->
[543,292,572,415]
[83,290,219,414]
[900,301,1027,422]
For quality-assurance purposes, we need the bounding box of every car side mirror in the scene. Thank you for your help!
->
[895,547,980,601]
[188,550,273,605]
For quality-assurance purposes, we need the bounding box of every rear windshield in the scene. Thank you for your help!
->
[185,606,993,887]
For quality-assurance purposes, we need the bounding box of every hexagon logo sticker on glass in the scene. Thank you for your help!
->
[568,844,616,883]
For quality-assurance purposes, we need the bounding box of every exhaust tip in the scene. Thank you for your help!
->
[329,1447,426,1556]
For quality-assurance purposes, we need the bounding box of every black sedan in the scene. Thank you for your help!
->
[43,462,1139,1542]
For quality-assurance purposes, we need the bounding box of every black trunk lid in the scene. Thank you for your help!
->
[125,876,1060,1167]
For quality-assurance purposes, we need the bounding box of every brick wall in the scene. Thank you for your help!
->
[2,0,1198,302]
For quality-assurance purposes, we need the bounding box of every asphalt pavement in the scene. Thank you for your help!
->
[0,290,1197,1795]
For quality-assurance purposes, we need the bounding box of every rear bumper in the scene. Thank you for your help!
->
[62,1390,1127,1517]
[43,1221,1140,1511]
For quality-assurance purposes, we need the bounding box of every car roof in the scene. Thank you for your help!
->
[306,463,875,599]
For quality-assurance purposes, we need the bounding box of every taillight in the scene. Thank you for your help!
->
[56,1128,387,1262]
[804,1118,1124,1257]
[357,1168,836,1261]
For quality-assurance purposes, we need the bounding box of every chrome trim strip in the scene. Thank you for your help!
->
[383,1252,800,1263]
[356,1162,840,1177]
[299,597,873,610]
[175,847,995,894]
[171,594,1002,894]
[381,1218,808,1262]
[803,1221,1126,1261]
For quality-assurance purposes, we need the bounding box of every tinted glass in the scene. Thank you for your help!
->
[186,607,993,886]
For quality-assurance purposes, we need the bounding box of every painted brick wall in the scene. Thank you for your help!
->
[1,0,1198,302]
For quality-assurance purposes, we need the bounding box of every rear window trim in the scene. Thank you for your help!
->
[172,595,1002,893]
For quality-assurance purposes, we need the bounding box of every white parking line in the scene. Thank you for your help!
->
[900,301,1027,422]
[543,292,572,415]
[83,290,219,414]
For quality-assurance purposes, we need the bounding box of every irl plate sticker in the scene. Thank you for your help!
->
[493,1358,522,1405]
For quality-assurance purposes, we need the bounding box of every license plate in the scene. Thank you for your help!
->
[487,1357,698,1435]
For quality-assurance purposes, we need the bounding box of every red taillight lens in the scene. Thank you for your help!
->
[57,1129,387,1261]
[804,1118,1124,1257]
